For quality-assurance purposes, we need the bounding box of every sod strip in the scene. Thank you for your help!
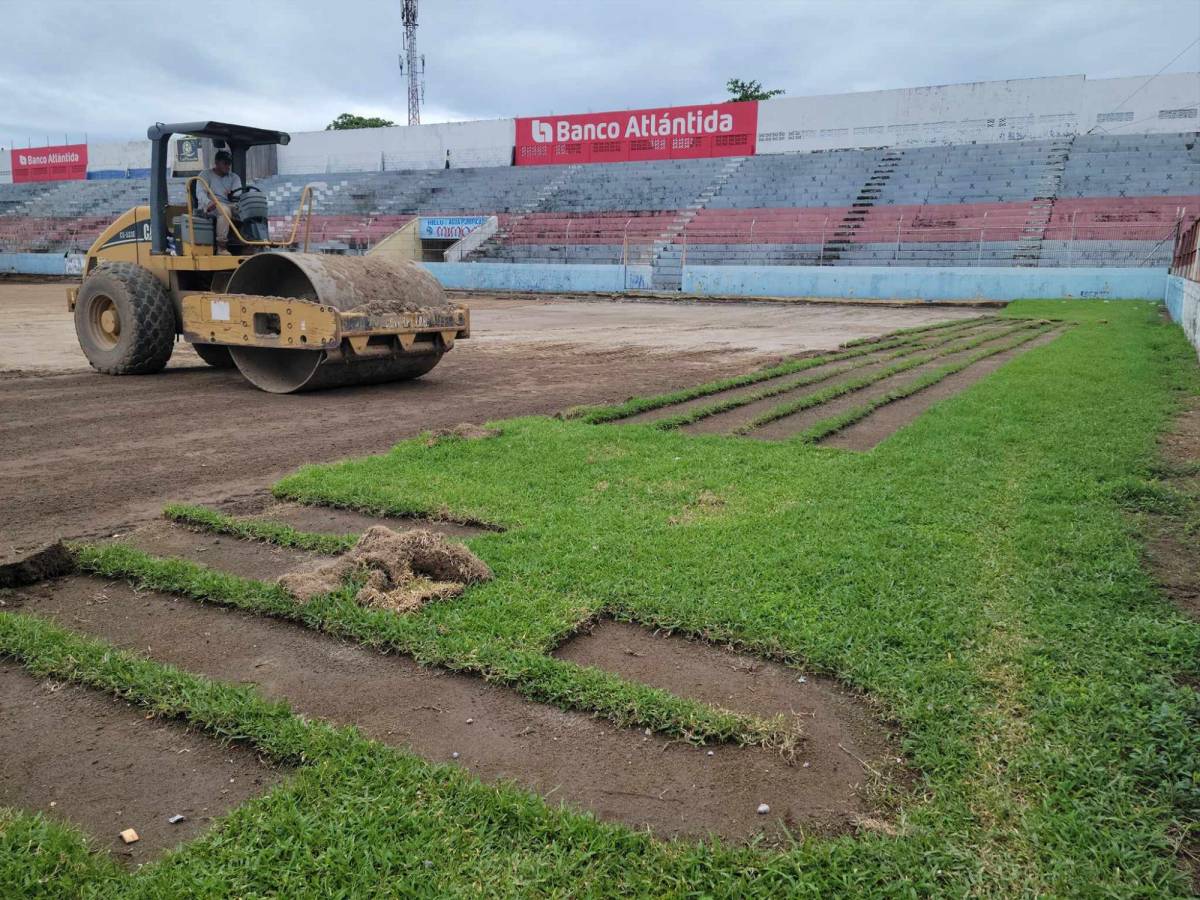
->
[650,319,1018,431]
[732,320,1043,435]
[0,610,324,765]
[795,325,1060,445]
[70,544,794,751]
[164,503,357,555]
[839,314,993,348]
[579,317,997,424]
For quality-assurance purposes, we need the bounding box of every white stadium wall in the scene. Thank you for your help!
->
[276,118,516,174]
[754,73,1199,155]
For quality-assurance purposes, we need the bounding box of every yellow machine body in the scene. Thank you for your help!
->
[70,199,469,393]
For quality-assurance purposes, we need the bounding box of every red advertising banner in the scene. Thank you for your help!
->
[516,101,757,166]
[11,143,88,183]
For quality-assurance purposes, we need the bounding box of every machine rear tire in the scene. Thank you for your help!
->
[192,343,236,368]
[74,263,175,375]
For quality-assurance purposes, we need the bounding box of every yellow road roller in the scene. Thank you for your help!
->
[67,121,468,393]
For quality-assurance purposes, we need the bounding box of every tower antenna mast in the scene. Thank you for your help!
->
[399,0,423,125]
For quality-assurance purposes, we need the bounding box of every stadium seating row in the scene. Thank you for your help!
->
[1,131,1194,275]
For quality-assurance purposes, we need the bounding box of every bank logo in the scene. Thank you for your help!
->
[530,119,553,143]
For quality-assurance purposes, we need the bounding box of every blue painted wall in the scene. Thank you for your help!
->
[0,253,70,275]
[682,265,1167,302]
[1164,274,1200,358]
[423,262,653,293]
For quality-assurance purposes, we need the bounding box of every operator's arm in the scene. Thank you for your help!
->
[195,173,217,213]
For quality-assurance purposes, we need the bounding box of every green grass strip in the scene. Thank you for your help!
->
[576,317,995,424]
[164,503,357,555]
[840,313,995,347]
[650,319,1014,431]
[734,319,1043,435]
[70,543,796,751]
[792,325,1058,445]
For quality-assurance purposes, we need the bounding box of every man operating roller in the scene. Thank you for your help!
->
[195,149,242,254]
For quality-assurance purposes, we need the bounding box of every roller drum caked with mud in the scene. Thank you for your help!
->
[195,253,465,393]
[67,120,470,394]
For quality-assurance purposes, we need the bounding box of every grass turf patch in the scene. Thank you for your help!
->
[575,316,993,424]
[790,323,1058,444]
[267,300,1200,894]
[733,319,1045,434]
[72,542,792,751]
[7,300,1200,895]
[647,318,1013,432]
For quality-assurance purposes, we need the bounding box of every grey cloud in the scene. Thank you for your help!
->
[2,0,1196,143]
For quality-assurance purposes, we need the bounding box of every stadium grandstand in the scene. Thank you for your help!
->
[1,72,1196,290]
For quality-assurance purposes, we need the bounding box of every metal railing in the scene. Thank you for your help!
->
[0,212,1188,269]
[1171,217,1200,281]
[462,218,1187,268]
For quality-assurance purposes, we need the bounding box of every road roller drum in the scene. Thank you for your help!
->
[179,253,469,393]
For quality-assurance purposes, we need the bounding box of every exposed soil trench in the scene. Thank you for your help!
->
[555,620,899,763]
[745,326,1049,441]
[0,661,286,865]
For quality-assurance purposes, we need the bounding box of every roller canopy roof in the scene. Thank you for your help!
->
[146,122,290,146]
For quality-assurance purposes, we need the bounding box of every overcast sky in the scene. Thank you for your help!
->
[3,0,1198,144]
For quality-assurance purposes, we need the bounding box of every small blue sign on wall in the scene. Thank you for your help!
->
[419,216,488,239]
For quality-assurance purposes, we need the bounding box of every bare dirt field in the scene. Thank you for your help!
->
[0,280,981,558]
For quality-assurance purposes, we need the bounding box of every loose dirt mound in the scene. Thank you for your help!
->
[279,526,492,613]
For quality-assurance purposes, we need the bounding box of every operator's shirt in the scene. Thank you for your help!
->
[196,168,242,209]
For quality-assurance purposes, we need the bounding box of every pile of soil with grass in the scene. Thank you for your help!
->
[278,526,491,613]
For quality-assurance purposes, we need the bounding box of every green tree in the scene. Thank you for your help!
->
[725,79,785,102]
[326,113,397,131]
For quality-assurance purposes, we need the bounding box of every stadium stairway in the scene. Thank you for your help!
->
[1012,136,1074,266]
[651,156,748,289]
[818,150,905,264]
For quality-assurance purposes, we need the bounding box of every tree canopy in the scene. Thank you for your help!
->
[326,113,397,131]
[725,79,785,102]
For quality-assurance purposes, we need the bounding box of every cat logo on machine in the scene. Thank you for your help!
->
[102,219,152,248]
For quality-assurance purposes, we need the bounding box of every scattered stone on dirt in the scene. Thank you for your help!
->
[278,526,492,613]
[0,541,75,588]
[120,828,140,844]
[425,423,502,446]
